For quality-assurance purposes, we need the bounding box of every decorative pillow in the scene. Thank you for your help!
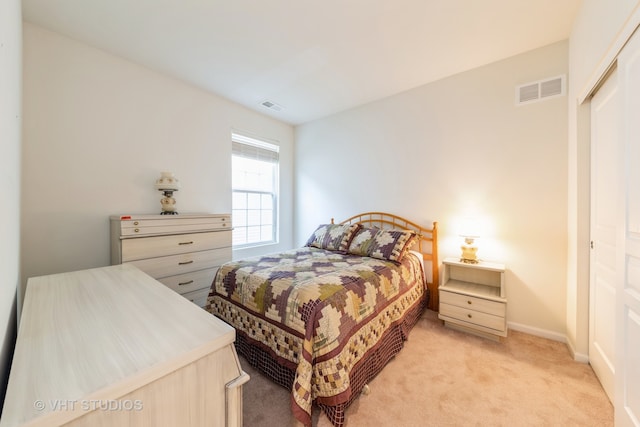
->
[348,227,417,262]
[306,223,361,252]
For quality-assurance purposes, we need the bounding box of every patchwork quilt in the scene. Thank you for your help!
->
[206,246,426,426]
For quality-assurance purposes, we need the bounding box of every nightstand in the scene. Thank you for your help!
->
[438,257,507,340]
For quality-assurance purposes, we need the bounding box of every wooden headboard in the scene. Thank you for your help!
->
[333,212,439,311]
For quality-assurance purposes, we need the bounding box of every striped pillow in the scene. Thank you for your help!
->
[348,228,417,262]
[306,223,361,252]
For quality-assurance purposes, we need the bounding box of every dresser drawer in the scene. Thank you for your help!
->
[129,247,231,279]
[121,230,231,262]
[116,215,231,237]
[182,287,211,307]
[440,302,506,332]
[157,267,219,295]
[440,290,506,317]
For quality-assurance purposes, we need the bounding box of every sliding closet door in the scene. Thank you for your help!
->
[615,27,640,427]
[589,68,619,403]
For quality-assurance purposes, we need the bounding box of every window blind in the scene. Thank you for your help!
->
[232,134,279,163]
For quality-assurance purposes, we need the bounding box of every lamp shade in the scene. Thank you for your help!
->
[459,217,481,238]
[155,172,180,191]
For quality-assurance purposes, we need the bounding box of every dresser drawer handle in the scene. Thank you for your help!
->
[133,221,139,226]
[467,300,472,305]
[178,260,194,265]
[178,241,194,245]
[178,280,194,286]
[467,314,472,318]
[134,228,140,233]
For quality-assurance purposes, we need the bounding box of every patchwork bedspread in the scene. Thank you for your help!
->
[206,247,426,425]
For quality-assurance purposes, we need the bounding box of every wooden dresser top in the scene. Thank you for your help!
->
[1,264,233,427]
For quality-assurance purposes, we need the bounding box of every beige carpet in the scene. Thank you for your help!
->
[241,309,613,427]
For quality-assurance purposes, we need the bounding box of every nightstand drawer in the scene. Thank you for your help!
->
[121,230,231,261]
[440,303,505,332]
[440,290,505,317]
[157,267,219,295]
[128,247,231,279]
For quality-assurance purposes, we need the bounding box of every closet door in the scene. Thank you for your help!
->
[615,27,640,427]
[589,68,619,403]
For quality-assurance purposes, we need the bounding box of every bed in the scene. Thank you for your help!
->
[206,212,438,426]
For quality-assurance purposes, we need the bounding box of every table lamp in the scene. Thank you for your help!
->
[155,172,180,215]
[459,218,480,264]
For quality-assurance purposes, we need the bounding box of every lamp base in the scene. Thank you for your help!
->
[160,191,177,215]
[460,238,478,264]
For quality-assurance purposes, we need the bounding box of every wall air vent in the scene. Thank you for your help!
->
[260,100,284,112]
[516,75,566,105]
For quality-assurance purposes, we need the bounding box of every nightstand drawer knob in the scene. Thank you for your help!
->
[467,314,472,318]
[467,300,472,305]
[133,221,139,226]
[134,228,139,233]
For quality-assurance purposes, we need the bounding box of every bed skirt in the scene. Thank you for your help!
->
[235,290,428,427]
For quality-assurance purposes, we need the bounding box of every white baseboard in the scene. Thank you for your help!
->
[507,321,590,363]
[565,338,590,364]
[434,318,592,364]
[507,321,567,342]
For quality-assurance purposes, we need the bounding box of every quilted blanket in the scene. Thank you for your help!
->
[206,247,426,426]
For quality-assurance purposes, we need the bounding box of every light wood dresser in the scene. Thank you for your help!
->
[0,264,249,427]
[438,257,507,341]
[110,214,231,307]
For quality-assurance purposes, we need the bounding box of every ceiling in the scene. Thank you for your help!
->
[22,0,582,125]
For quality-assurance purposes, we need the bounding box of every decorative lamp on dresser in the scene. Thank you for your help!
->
[438,257,507,341]
[110,213,231,307]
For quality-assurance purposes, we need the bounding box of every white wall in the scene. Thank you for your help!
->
[21,24,294,305]
[566,0,640,359]
[295,41,569,338]
[0,0,21,410]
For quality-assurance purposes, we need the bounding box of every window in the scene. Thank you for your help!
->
[231,133,279,247]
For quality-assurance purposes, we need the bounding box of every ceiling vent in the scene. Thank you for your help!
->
[260,100,284,112]
[516,75,566,105]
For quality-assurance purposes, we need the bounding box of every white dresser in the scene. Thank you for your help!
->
[110,214,231,307]
[0,264,249,427]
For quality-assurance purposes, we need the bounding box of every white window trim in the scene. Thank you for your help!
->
[231,132,280,249]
